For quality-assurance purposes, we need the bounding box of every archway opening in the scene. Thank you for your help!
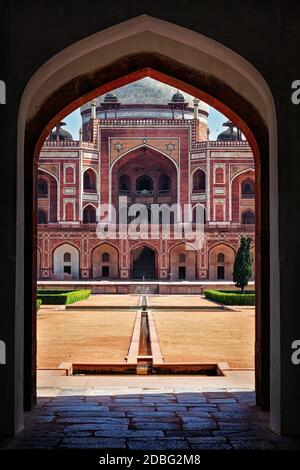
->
[208,243,236,281]
[92,243,119,279]
[83,168,97,192]
[37,169,58,222]
[83,205,97,224]
[169,243,197,281]
[53,243,80,280]
[136,175,153,192]
[33,71,261,408]
[192,168,206,192]
[34,71,260,403]
[132,245,156,280]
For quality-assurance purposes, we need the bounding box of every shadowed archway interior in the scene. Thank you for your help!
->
[132,246,156,279]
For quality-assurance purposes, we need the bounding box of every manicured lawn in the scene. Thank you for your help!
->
[154,309,254,368]
[37,309,136,367]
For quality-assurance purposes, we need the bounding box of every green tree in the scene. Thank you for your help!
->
[233,236,253,293]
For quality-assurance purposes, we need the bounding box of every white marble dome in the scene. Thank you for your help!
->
[80,77,209,122]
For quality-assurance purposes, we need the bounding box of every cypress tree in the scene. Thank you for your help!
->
[233,236,253,293]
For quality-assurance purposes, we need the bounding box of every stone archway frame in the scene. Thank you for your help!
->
[16,15,279,433]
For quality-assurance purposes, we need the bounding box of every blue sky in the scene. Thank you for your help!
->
[63,108,81,140]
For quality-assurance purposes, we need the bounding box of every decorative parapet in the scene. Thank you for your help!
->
[42,116,250,152]
[43,140,96,149]
[98,118,195,126]
[193,140,250,149]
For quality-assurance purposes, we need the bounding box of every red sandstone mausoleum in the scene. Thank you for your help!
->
[37,78,255,282]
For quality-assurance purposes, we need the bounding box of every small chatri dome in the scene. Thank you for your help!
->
[171,90,185,103]
[50,122,73,141]
[103,92,119,103]
[217,120,239,141]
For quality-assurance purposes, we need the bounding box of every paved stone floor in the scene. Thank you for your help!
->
[2,381,300,450]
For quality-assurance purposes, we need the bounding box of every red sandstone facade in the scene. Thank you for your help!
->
[37,80,255,282]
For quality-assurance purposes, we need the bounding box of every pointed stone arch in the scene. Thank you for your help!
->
[82,203,97,223]
[13,15,280,435]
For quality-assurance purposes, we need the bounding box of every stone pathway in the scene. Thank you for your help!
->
[2,389,300,450]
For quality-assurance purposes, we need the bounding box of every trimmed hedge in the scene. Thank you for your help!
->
[216,289,255,295]
[37,289,91,305]
[36,299,42,310]
[204,289,255,306]
[37,289,74,294]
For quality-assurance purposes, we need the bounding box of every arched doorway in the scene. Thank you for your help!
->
[192,168,206,192]
[132,245,156,279]
[53,243,79,280]
[82,204,97,223]
[37,169,58,223]
[242,210,255,225]
[169,243,197,280]
[208,243,235,281]
[37,209,47,225]
[83,168,97,192]
[92,243,119,279]
[136,175,153,192]
[230,169,255,223]
[15,16,280,434]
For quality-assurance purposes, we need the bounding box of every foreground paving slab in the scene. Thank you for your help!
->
[59,437,127,449]
[127,438,190,450]
[2,379,300,450]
